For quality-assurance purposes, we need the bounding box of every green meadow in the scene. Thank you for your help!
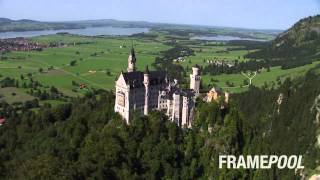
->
[0,33,319,101]
[173,39,320,93]
[0,35,170,96]
[176,45,254,69]
[201,61,320,93]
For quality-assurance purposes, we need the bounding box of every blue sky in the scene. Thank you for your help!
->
[0,0,319,30]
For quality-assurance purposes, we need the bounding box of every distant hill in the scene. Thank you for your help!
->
[0,18,165,32]
[247,15,320,65]
[0,18,280,40]
[0,18,12,24]
[272,15,320,58]
[0,18,85,32]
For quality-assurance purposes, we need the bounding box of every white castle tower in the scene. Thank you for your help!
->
[172,91,181,124]
[127,47,136,72]
[143,66,150,115]
[190,65,201,96]
[181,96,189,127]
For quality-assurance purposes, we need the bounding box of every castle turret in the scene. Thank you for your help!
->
[181,96,189,127]
[190,65,201,96]
[143,66,150,115]
[172,91,181,125]
[224,92,230,104]
[127,47,136,72]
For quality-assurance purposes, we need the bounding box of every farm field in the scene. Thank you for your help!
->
[1,33,319,100]
[172,38,320,93]
[201,61,320,93]
[0,87,34,104]
[175,44,255,68]
[0,34,170,96]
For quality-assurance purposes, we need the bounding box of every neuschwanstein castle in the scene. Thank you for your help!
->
[114,47,200,127]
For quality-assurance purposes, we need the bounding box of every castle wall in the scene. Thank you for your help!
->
[181,96,189,127]
[158,93,168,110]
[115,83,130,123]
[149,85,162,109]
[130,87,145,114]
[172,93,181,126]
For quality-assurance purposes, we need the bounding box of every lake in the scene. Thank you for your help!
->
[190,35,267,41]
[0,26,150,39]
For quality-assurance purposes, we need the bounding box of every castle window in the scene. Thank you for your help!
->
[117,91,125,107]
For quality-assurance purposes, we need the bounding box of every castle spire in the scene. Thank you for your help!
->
[143,65,150,116]
[130,45,135,59]
[127,44,136,72]
[144,65,149,74]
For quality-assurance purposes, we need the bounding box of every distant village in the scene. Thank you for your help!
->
[204,59,235,67]
[0,37,45,52]
[173,52,236,68]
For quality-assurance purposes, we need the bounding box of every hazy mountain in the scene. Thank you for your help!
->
[0,18,84,32]
[248,15,320,62]
[0,18,162,32]
[272,15,320,57]
[0,18,281,37]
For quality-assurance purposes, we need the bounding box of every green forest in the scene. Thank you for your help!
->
[0,65,319,179]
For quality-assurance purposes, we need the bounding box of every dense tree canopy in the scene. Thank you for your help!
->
[0,68,319,179]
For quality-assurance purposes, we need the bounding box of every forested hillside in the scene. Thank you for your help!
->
[233,67,320,178]
[247,15,320,68]
[0,66,319,179]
